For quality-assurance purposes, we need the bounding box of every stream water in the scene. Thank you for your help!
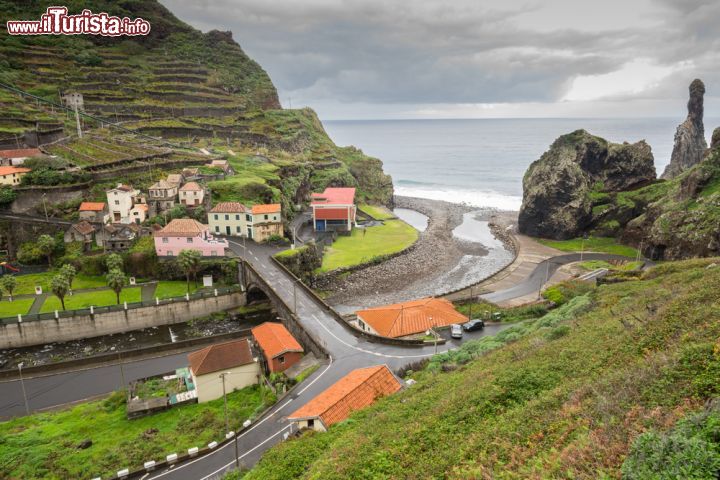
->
[393,208,429,232]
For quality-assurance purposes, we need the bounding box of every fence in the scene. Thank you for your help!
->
[0,285,243,325]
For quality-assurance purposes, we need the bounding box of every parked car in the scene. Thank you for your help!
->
[462,319,485,332]
[450,324,463,339]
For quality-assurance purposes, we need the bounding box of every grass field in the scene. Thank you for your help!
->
[318,220,418,272]
[0,385,274,480]
[0,298,35,316]
[537,236,639,257]
[359,204,395,220]
[12,272,106,295]
[578,260,644,271]
[40,287,142,313]
[153,281,199,299]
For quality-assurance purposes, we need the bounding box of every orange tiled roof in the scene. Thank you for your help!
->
[311,187,355,205]
[133,204,148,211]
[288,365,401,428]
[180,181,202,191]
[356,297,467,338]
[0,148,41,158]
[79,202,106,212]
[0,166,30,176]
[211,202,248,213]
[251,203,281,215]
[251,322,303,360]
[155,218,208,237]
[188,339,255,376]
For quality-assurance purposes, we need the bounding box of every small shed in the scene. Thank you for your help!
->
[251,322,304,374]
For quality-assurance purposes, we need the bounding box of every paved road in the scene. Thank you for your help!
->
[0,238,641,479]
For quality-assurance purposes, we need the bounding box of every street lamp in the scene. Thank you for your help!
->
[18,362,29,415]
[219,371,240,468]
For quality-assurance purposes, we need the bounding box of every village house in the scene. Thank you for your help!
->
[0,166,30,185]
[153,218,228,257]
[179,181,204,207]
[355,297,468,339]
[205,159,233,174]
[250,204,283,242]
[99,223,140,251]
[166,173,184,188]
[130,203,148,224]
[209,202,250,236]
[148,179,178,212]
[106,184,140,224]
[288,365,402,432]
[187,338,260,403]
[64,221,96,250]
[251,322,304,374]
[310,187,356,232]
[0,148,42,166]
[181,167,200,181]
[78,202,108,223]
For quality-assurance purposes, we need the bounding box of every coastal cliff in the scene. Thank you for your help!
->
[518,130,655,239]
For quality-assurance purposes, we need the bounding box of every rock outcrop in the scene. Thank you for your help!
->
[518,130,656,239]
[661,79,708,179]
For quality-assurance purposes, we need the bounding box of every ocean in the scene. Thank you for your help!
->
[324,118,720,210]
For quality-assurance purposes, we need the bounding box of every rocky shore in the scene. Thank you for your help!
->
[326,196,516,312]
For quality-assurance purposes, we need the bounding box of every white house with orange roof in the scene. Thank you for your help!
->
[106,183,139,224]
[179,182,204,207]
[310,187,356,232]
[355,297,467,339]
[153,218,228,257]
[250,203,283,242]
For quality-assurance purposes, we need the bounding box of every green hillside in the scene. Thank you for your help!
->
[0,0,393,212]
[246,258,720,479]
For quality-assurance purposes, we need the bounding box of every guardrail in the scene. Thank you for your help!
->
[0,285,243,324]
[270,256,440,348]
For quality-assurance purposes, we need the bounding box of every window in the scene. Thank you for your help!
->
[114,200,119,205]
[246,214,251,222]
[215,226,220,233]
[264,214,268,220]
[214,214,219,220]
[307,419,315,429]
[236,226,241,233]
[235,215,240,220]
[278,355,285,364]
[187,237,193,243]
[225,214,229,220]
[162,237,168,243]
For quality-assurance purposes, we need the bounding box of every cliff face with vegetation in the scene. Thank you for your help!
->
[0,0,393,219]
[245,259,720,479]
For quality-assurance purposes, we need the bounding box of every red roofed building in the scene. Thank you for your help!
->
[0,166,30,185]
[153,218,228,257]
[355,297,467,338]
[187,338,260,403]
[250,204,283,242]
[251,322,304,373]
[0,148,42,166]
[310,187,356,232]
[78,202,109,223]
[288,365,402,431]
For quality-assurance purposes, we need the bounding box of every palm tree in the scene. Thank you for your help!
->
[59,264,77,293]
[37,234,55,266]
[177,249,202,293]
[105,253,123,272]
[106,268,127,305]
[0,275,17,301]
[50,274,70,311]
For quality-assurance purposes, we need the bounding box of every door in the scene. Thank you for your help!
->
[248,228,253,239]
[315,220,326,231]
[226,226,231,235]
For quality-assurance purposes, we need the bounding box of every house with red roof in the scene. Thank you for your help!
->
[187,338,260,403]
[153,218,228,257]
[250,204,283,242]
[78,202,109,223]
[179,181,205,207]
[251,322,304,373]
[0,148,42,166]
[0,166,30,185]
[355,297,467,339]
[310,187,356,232]
[288,365,402,431]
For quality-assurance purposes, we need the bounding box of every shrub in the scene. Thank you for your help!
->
[542,280,594,306]
[0,186,16,206]
[545,325,570,340]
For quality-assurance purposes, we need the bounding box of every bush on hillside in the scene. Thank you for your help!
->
[542,280,594,305]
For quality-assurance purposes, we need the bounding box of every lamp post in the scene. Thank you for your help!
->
[580,233,588,262]
[18,362,29,415]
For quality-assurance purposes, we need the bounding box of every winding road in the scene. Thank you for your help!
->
[0,238,639,480]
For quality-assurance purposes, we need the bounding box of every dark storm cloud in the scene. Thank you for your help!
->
[159,0,719,110]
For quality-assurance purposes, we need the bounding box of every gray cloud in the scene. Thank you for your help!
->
[159,0,720,117]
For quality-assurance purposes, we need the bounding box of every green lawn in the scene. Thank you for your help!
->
[12,272,106,295]
[318,220,418,272]
[0,385,275,480]
[537,236,639,257]
[40,287,142,313]
[153,281,199,299]
[0,298,36,317]
[359,204,395,220]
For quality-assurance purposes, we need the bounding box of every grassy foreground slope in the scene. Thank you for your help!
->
[246,258,720,479]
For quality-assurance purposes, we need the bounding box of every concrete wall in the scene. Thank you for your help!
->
[0,292,246,349]
[193,361,260,403]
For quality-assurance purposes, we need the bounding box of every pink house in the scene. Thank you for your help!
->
[154,218,228,257]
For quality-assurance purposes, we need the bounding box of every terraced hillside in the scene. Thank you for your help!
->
[0,0,393,211]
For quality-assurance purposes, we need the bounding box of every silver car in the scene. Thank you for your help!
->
[450,324,463,339]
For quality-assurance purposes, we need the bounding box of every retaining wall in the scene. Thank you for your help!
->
[0,292,246,349]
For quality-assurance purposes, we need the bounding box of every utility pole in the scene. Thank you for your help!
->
[293,281,297,315]
[118,352,126,390]
[431,317,437,354]
[18,362,29,415]
[220,372,241,467]
[74,104,83,138]
[468,285,474,320]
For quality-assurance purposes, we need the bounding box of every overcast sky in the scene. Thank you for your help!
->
[160,0,720,120]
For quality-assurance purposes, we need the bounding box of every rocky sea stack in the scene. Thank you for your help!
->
[518,130,655,239]
[662,79,708,179]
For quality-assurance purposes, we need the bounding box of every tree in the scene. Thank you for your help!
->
[59,264,76,292]
[177,249,202,293]
[105,253,123,272]
[37,234,56,266]
[0,275,17,301]
[50,274,70,311]
[106,268,127,305]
